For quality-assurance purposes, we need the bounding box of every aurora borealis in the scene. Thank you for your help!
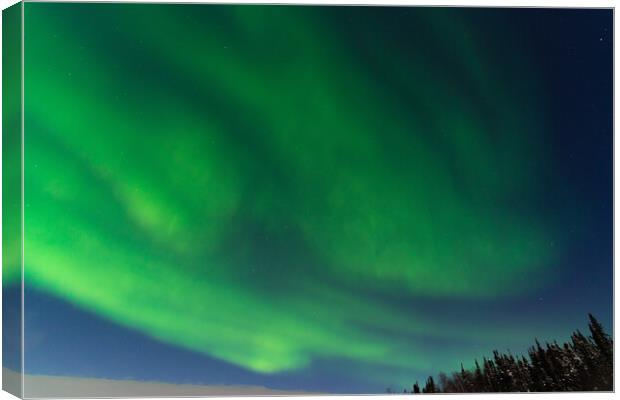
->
[3,3,613,395]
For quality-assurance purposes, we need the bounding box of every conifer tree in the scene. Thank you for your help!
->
[422,376,437,393]
[411,315,612,394]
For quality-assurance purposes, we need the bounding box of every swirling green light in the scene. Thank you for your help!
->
[12,4,559,378]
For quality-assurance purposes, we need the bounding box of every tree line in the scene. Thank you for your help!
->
[404,314,612,393]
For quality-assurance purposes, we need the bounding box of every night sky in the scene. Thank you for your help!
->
[2,4,612,395]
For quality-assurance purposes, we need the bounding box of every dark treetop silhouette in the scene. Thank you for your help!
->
[407,314,613,393]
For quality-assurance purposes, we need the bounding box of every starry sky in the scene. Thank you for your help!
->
[2,4,613,395]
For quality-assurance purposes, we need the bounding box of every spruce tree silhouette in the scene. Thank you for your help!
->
[411,315,613,393]
[422,376,437,393]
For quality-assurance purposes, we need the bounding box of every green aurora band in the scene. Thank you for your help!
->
[8,3,565,384]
